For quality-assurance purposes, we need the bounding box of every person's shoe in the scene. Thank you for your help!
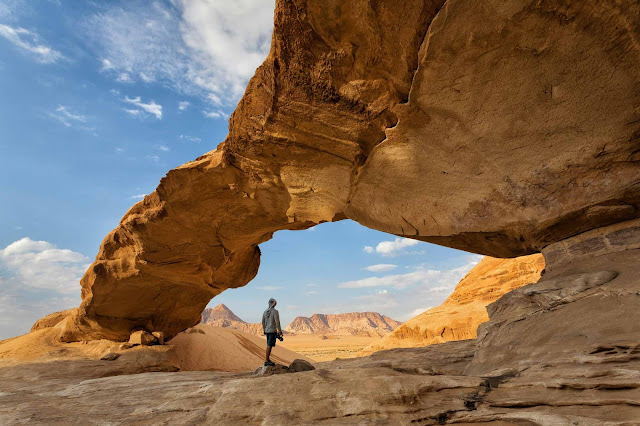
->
[264,361,275,367]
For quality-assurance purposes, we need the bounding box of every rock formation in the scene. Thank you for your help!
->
[200,304,263,336]
[55,0,640,345]
[285,312,401,337]
[364,254,544,353]
[9,0,640,422]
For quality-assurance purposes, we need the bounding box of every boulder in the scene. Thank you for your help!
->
[289,359,315,373]
[151,332,164,345]
[100,353,120,361]
[253,359,316,376]
[128,331,158,346]
[253,364,291,377]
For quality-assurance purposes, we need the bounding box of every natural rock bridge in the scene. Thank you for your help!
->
[59,0,640,342]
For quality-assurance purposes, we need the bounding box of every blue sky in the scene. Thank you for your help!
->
[0,0,480,339]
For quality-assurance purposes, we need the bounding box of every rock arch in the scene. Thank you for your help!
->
[60,0,640,341]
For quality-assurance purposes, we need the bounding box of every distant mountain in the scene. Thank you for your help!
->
[201,304,263,336]
[285,312,402,337]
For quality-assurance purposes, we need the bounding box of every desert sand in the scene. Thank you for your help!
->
[278,334,381,362]
[0,323,307,373]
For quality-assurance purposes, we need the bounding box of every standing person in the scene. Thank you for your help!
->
[261,298,283,366]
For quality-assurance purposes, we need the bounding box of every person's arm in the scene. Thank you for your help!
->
[274,310,282,335]
[261,312,267,334]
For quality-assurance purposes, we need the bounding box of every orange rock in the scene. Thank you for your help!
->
[363,254,544,354]
[56,0,640,342]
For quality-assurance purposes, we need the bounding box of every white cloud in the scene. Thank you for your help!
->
[203,110,229,119]
[0,24,64,63]
[363,264,397,273]
[363,246,374,254]
[116,72,133,83]
[338,261,479,290]
[101,58,114,70]
[48,105,86,127]
[139,72,154,83]
[375,238,420,256]
[256,285,282,291]
[0,238,89,294]
[158,145,170,152]
[123,96,162,119]
[178,134,201,143]
[129,194,146,200]
[178,101,190,111]
[87,1,275,106]
[147,154,160,162]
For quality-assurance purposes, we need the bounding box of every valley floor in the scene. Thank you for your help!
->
[278,334,381,362]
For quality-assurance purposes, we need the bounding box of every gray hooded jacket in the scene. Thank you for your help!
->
[262,299,282,334]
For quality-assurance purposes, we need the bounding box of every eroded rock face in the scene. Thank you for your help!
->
[466,218,640,376]
[60,0,640,341]
[363,254,544,354]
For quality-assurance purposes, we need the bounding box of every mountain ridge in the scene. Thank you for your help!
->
[285,312,402,337]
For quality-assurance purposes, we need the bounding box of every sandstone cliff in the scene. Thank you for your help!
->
[285,312,401,337]
[55,0,640,343]
[200,304,263,337]
[364,254,544,354]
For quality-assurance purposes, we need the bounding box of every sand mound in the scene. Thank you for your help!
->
[169,324,309,372]
[0,324,309,373]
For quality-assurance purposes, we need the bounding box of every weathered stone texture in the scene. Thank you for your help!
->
[57,0,640,341]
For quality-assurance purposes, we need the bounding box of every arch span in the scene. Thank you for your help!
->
[61,0,640,341]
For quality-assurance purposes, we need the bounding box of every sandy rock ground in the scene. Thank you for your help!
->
[1,337,637,424]
[1,241,638,423]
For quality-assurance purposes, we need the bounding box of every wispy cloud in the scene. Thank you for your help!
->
[256,285,282,291]
[48,105,86,128]
[123,96,162,119]
[363,264,397,273]
[87,1,274,106]
[364,237,422,257]
[178,101,190,111]
[0,24,64,63]
[338,261,480,290]
[116,72,133,84]
[129,194,146,200]
[157,145,170,152]
[178,134,201,143]
[203,110,229,120]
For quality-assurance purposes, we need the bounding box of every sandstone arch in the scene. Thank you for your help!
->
[61,0,640,341]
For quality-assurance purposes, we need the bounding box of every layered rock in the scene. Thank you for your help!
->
[285,312,401,337]
[466,218,640,376]
[364,254,544,353]
[58,0,640,342]
[200,304,263,337]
